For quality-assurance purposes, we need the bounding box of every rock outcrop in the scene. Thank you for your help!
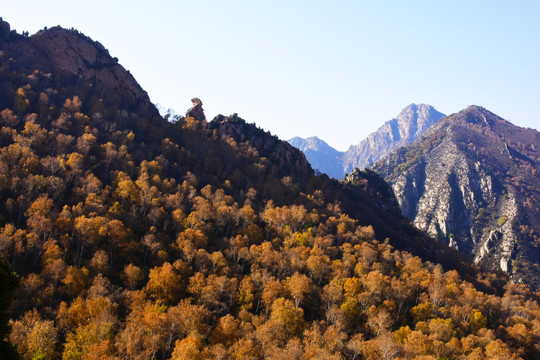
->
[373,106,540,288]
[186,98,206,121]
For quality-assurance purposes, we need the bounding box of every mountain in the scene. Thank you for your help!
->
[1,19,539,359]
[288,136,344,178]
[343,104,445,173]
[289,104,444,179]
[373,106,540,288]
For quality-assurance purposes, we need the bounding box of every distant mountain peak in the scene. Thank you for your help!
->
[463,104,488,112]
[287,136,344,178]
[342,104,445,173]
[289,104,444,179]
[289,136,335,152]
[397,102,420,115]
[436,106,516,138]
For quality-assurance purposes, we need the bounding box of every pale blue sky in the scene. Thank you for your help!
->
[3,1,539,151]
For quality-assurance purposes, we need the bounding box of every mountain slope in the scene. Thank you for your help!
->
[0,22,155,117]
[343,104,445,173]
[1,19,539,359]
[288,136,344,178]
[373,106,540,288]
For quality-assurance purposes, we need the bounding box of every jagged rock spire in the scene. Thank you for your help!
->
[186,98,206,121]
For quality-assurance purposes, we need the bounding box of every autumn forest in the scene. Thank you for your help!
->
[0,20,539,360]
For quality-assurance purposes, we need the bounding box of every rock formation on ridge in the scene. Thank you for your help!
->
[186,97,206,121]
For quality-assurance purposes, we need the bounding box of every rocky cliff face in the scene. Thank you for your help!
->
[343,104,445,173]
[288,136,344,179]
[373,106,540,288]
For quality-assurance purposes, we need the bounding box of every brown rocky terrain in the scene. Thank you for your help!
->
[0,19,155,116]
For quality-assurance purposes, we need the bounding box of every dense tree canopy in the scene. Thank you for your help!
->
[0,256,18,360]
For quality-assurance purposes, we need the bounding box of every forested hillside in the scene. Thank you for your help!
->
[0,20,539,360]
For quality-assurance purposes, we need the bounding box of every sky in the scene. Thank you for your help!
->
[3,1,540,151]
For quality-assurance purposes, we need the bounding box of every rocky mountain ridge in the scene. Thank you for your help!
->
[0,19,155,117]
[373,106,540,288]
[343,104,445,173]
[210,114,313,183]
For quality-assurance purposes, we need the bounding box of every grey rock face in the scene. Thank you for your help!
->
[373,106,540,289]
[288,136,344,179]
[343,104,445,173]
[186,98,206,121]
